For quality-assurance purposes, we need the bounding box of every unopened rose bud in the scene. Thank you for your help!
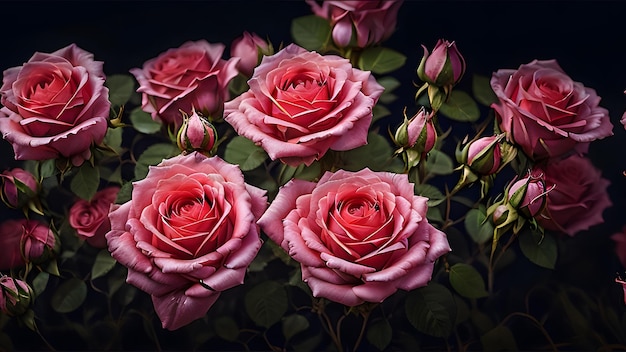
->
[231,31,272,77]
[1,168,38,209]
[417,39,466,88]
[0,275,33,316]
[394,108,437,152]
[492,204,510,226]
[508,173,549,218]
[177,109,218,154]
[458,135,503,175]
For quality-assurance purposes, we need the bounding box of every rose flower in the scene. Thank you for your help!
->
[258,168,450,306]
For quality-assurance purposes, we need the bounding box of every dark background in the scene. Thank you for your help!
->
[1,1,625,346]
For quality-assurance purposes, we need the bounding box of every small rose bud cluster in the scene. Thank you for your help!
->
[392,107,437,168]
[177,109,218,155]
[0,275,33,317]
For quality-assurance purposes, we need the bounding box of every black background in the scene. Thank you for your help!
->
[1,0,626,347]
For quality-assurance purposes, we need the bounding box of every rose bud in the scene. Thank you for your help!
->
[1,168,38,209]
[417,39,466,88]
[394,107,437,152]
[0,219,57,270]
[458,135,503,176]
[177,109,218,154]
[230,31,272,77]
[0,275,33,316]
[507,173,549,218]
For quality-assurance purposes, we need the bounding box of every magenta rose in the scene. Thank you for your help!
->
[533,154,611,236]
[130,40,239,127]
[0,219,56,270]
[0,44,110,166]
[258,168,450,306]
[106,152,267,330]
[224,44,384,167]
[490,59,613,160]
[306,0,404,48]
[68,186,120,248]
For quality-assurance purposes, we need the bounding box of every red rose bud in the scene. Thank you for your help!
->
[507,173,549,218]
[417,39,466,88]
[1,168,38,209]
[0,275,33,316]
[458,135,503,175]
[177,109,218,154]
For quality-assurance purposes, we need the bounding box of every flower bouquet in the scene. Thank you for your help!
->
[0,1,625,351]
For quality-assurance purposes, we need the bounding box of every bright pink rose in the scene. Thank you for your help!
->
[0,219,56,270]
[130,40,239,127]
[68,186,120,248]
[0,44,110,166]
[534,154,611,236]
[612,226,626,268]
[307,0,404,48]
[1,168,38,208]
[230,32,271,77]
[224,44,384,167]
[258,168,450,306]
[490,59,613,160]
[106,152,266,330]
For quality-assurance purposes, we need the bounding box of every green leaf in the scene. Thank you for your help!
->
[340,133,394,172]
[518,228,557,269]
[439,90,480,122]
[245,281,288,328]
[366,318,392,351]
[70,162,100,201]
[377,76,401,93]
[134,143,180,180]
[129,107,162,134]
[464,207,494,244]
[105,74,135,107]
[291,15,331,51]
[372,104,391,123]
[449,263,489,299]
[405,283,456,338]
[51,278,87,313]
[214,316,239,342]
[424,149,454,175]
[115,181,132,204]
[103,126,124,154]
[480,326,518,352]
[282,314,309,341]
[224,136,267,171]
[414,183,445,207]
[472,74,498,106]
[31,272,49,296]
[91,249,117,280]
[358,47,407,74]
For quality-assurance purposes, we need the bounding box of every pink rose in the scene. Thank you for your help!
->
[1,168,38,208]
[258,168,450,306]
[106,152,267,330]
[230,31,271,77]
[533,154,611,236]
[68,186,120,248]
[0,219,56,270]
[490,59,613,160]
[130,40,239,127]
[224,44,384,167]
[0,44,110,166]
[611,226,626,268]
[307,0,404,48]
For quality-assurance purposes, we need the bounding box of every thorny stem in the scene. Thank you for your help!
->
[352,308,372,352]
[487,231,519,295]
